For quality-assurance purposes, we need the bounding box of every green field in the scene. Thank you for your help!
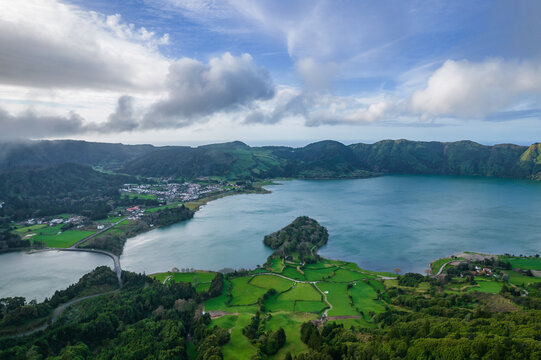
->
[121,192,158,200]
[281,266,306,281]
[499,256,541,271]
[294,301,326,313]
[317,282,359,316]
[467,278,503,294]
[267,258,285,273]
[331,268,367,282]
[262,313,315,359]
[205,278,231,311]
[151,271,216,294]
[431,257,464,275]
[279,283,321,302]
[213,314,256,360]
[503,270,541,286]
[196,283,211,294]
[230,277,268,306]
[303,266,338,281]
[152,271,216,284]
[445,277,504,294]
[250,275,293,292]
[28,225,95,248]
[348,281,385,314]
[264,295,295,312]
[14,224,47,234]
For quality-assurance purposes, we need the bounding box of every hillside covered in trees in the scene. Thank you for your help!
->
[0,163,134,222]
[264,216,329,263]
[1,139,540,181]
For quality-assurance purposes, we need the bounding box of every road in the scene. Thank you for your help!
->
[49,218,127,287]
[70,218,127,248]
[14,292,110,338]
[56,248,122,287]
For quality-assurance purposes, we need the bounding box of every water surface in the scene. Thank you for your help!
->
[0,250,111,301]
[122,175,541,274]
[2,175,540,299]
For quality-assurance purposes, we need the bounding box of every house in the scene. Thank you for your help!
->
[97,224,105,230]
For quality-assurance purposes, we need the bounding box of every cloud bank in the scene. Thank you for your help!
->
[0,0,169,91]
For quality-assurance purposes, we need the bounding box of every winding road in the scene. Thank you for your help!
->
[13,292,111,338]
[10,223,126,338]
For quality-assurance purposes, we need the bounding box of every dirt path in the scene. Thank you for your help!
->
[256,272,334,316]
[313,282,333,316]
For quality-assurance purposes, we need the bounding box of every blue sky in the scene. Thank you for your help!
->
[0,0,540,146]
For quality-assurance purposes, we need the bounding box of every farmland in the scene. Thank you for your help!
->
[16,223,96,248]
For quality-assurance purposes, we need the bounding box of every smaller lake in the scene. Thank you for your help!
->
[0,251,111,301]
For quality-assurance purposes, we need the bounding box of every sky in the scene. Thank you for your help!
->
[1,0,541,146]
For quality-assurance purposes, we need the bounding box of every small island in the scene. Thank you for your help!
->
[2,217,540,359]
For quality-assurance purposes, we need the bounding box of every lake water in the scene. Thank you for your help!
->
[2,175,541,300]
[121,175,541,274]
[0,250,111,301]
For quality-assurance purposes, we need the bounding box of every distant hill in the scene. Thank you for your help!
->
[0,140,155,170]
[121,141,289,179]
[0,163,134,221]
[519,143,541,180]
[1,138,540,180]
[350,139,531,178]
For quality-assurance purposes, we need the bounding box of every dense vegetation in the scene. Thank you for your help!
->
[2,139,540,183]
[293,311,541,359]
[0,266,118,335]
[121,140,541,180]
[0,140,154,170]
[264,216,329,263]
[0,267,228,359]
[0,229,29,250]
[0,163,133,222]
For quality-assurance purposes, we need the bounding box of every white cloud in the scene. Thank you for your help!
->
[343,101,391,123]
[410,59,541,118]
[0,106,89,138]
[142,52,275,128]
[0,0,169,91]
[295,58,338,90]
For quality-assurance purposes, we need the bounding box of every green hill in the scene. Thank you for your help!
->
[0,140,155,170]
[0,163,133,221]
[2,138,540,180]
[519,143,541,179]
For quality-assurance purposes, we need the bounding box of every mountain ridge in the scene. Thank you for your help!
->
[1,139,539,180]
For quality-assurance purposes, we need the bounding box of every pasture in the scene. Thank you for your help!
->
[348,281,385,314]
[317,282,359,316]
[29,225,95,248]
[250,275,293,292]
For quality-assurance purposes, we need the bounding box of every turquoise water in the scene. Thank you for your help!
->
[2,175,541,300]
[121,175,541,275]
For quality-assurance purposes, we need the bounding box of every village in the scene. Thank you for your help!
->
[16,180,242,233]
[119,181,237,202]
